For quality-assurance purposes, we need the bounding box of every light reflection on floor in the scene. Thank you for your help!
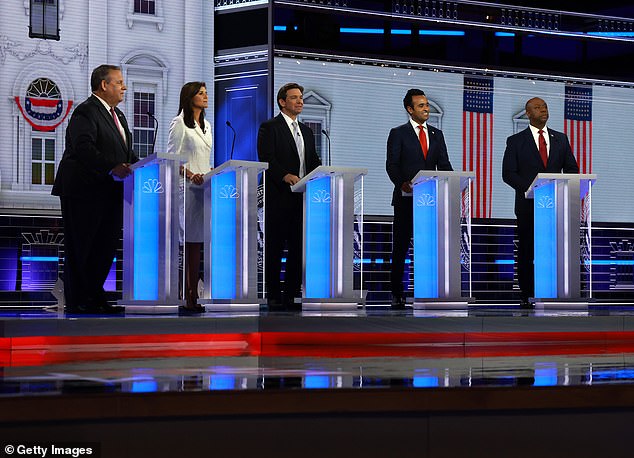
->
[3,351,634,396]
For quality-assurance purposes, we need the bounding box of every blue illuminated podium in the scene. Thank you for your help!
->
[526,173,596,309]
[119,152,186,313]
[200,160,268,312]
[291,165,367,311]
[410,170,475,309]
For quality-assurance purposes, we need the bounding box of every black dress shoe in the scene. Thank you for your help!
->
[178,304,205,315]
[65,304,90,314]
[391,295,406,310]
[98,304,126,314]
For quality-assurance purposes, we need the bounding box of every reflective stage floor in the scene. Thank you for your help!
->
[2,303,634,457]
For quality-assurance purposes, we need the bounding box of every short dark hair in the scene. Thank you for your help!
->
[90,65,121,92]
[403,88,426,111]
[277,82,304,110]
[178,81,207,133]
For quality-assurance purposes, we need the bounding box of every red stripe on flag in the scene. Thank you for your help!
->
[582,121,587,174]
[488,115,493,218]
[482,114,489,218]
[462,111,467,171]
[29,97,60,108]
[589,121,592,173]
[469,112,474,174]
[475,113,481,218]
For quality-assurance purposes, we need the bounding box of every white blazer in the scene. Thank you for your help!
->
[167,112,212,175]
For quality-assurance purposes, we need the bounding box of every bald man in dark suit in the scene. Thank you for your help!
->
[386,88,453,309]
[502,97,579,308]
[52,64,138,314]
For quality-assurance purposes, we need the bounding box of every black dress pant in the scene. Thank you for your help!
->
[60,195,122,308]
[391,196,413,297]
[265,197,303,303]
[516,207,535,300]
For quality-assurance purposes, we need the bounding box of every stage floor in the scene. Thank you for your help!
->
[3,302,634,457]
[2,302,634,399]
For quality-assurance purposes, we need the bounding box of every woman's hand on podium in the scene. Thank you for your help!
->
[189,173,204,185]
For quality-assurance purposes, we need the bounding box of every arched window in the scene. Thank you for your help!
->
[26,78,61,98]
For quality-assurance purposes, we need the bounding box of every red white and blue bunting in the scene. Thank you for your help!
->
[14,96,73,132]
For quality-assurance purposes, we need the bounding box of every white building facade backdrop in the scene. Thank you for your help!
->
[0,0,215,212]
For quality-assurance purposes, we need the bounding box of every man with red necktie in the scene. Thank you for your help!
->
[502,97,579,309]
[386,88,453,309]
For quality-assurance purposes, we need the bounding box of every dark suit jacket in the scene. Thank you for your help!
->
[52,95,137,200]
[502,126,579,216]
[257,113,322,209]
[386,122,453,206]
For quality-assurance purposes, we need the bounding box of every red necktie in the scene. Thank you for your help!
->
[418,124,428,159]
[538,129,548,167]
[110,107,126,143]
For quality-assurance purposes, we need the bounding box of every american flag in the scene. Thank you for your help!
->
[463,76,494,219]
[564,85,592,174]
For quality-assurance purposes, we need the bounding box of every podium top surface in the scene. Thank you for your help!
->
[412,170,475,190]
[129,152,188,172]
[291,165,368,192]
[412,170,475,182]
[525,173,597,198]
[204,159,268,179]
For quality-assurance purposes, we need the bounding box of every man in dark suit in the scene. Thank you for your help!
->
[502,97,579,308]
[52,64,138,314]
[386,88,453,309]
[257,83,322,310]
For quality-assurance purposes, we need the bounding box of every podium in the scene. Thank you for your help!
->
[291,166,367,311]
[200,160,268,311]
[411,170,475,309]
[526,173,596,309]
[119,152,186,313]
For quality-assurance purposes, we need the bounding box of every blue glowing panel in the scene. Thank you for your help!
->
[413,376,439,388]
[413,180,438,298]
[209,375,236,391]
[534,363,558,386]
[304,375,330,389]
[305,176,331,298]
[130,380,158,393]
[534,182,557,298]
[133,164,160,300]
[212,171,237,299]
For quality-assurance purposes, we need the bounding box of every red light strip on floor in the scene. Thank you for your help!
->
[2,331,634,367]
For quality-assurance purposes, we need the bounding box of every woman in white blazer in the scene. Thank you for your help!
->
[167,82,212,313]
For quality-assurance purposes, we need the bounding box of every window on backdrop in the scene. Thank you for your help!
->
[29,0,60,40]
[134,0,156,15]
[133,92,156,159]
[302,120,323,164]
[31,137,56,185]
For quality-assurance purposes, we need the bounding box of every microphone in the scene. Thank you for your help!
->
[147,112,158,156]
[321,129,331,166]
[226,120,237,161]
